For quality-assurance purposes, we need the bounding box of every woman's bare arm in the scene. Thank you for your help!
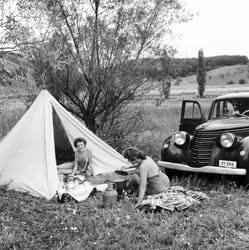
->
[87,149,95,176]
[137,164,148,204]
[71,154,78,175]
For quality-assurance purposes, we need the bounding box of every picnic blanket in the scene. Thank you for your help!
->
[136,186,209,212]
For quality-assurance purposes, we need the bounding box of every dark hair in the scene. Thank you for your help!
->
[122,147,146,161]
[74,137,87,147]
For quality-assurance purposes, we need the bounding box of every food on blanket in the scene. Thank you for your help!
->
[75,175,85,181]
[66,181,75,190]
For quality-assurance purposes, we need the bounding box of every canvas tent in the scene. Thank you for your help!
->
[0,90,129,199]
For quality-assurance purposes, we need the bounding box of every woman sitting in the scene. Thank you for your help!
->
[57,137,95,180]
[122,147,170,205]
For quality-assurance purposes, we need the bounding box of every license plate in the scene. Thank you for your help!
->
[219,160,237,168]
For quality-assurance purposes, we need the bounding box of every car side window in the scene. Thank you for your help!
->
[212,100,235,118]
[222,101,234,116]
[184,102,201,119]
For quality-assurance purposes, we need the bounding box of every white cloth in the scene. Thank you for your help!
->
[58,183,108,202]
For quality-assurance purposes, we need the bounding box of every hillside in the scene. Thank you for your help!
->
[149,64,249,97]
[0,52,248,100]
[184,65,249,85]
[140,55,248,79]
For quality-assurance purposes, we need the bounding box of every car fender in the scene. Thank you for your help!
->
[161,133,190,164]
[211,136,249,169]
[237,137,249,169]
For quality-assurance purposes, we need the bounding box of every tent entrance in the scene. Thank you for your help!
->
[52,107,74,165]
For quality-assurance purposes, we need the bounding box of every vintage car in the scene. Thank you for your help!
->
[158,92,249,186]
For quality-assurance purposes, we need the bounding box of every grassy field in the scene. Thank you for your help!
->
[1,67,249,249]
[1,177,249,249]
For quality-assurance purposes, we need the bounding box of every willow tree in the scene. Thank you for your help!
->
[11,0,190,133]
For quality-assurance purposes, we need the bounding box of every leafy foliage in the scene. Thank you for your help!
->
[239,78,246,85]
[227,80,236,85]
[3,0,191,133]
[160,79,171,99]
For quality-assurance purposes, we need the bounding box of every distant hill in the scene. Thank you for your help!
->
[181,64,249,86]
[176,55,248,76]
[140,55,248,80]
[148,64,249,98]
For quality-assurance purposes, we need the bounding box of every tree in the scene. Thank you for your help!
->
[9,0,191,133]
[158,48,178,99]
[197,48,206,98]
[0,0,33,53]
[0,0,38,88]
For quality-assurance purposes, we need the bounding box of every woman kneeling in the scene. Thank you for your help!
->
[122,147,170,205]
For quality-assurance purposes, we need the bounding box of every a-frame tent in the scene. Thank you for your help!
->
[0,90,129,199]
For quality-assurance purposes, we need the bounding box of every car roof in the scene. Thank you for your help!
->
[215,92,249,101]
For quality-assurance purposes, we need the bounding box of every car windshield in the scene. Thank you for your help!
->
[209,98,249,119]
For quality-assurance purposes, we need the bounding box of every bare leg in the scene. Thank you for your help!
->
[131,174,140,184]
[57,162,74,175]
[127,174,140,194]
[58,174,65,183]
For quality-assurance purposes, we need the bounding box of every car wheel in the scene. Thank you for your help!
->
[162,169,176,179]
[239,175,249,189]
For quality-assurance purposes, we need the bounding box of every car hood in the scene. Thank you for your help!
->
[196,117,249,131]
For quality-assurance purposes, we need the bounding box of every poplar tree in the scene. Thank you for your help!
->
[197,49,206,98]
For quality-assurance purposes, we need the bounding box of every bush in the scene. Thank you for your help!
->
[98,108,145,153]
[160,79,171,99]
[174,77,181,86]
[227,80,236,85]
[239,78,246,85]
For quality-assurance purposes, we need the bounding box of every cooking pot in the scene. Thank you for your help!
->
[115,170,129,176]
[113,178,127,193]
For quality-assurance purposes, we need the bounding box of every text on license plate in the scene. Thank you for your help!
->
[219,160,237,168]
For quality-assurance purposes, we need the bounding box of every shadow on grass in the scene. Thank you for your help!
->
[166,170,244,193]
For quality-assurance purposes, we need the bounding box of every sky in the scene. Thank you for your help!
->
[171,0,249,58]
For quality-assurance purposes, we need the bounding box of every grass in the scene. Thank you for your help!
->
[1,177,249,249]
[1,78,249,249]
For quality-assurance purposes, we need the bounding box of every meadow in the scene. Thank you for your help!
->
[1,67,249,249]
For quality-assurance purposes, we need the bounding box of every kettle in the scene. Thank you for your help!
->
[103,182,118,208]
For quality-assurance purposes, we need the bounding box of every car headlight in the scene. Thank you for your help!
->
[220,133,235,148]
[174,131,187,146]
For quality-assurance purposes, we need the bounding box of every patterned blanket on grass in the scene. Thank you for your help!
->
[136,186,209,212]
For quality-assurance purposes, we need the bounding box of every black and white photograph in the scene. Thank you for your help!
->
[0,0,248,249]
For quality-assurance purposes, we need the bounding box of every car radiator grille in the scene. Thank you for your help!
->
[190,127,249,167]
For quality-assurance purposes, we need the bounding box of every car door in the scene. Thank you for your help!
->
[179,100,206,134]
